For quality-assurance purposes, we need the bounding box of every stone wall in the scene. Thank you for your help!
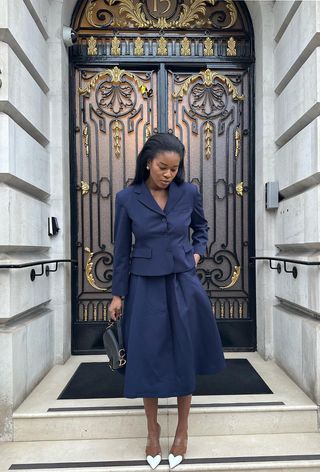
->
[271,0,320,405]
[0,0,71,441]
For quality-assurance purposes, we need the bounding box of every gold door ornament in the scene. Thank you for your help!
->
[134,37,144,55]
[227,36,236,56]
[221,265,241,289]
[87,36,97,55]
[235,128,241,158]
[78,66,152,98]
[145,122,152,140]
[85,247,107,291]
[181,37,191,56]
[82,125,89,157]
[173,68,245,102]
[157,37,168,55]
[111,36,121,55]
[236,181,244,197]
[112,120,122,159]
[84,0,237,30]
[204,37,214,56]
[80,180,90,195]
[204,121,213,160]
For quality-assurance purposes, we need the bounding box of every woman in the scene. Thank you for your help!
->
[108,133,226,469]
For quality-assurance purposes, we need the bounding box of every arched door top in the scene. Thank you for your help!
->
[71,0,254,62]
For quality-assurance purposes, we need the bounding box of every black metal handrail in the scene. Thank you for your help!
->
[249,256,320,279]
[0,259,78,281]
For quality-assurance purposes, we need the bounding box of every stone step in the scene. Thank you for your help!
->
[12,352,319,441]
[1,432,320,471]
[13,402,318,441]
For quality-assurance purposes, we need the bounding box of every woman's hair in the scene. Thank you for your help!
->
[130,133,185,185]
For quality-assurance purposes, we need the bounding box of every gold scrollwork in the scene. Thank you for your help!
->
[85,0,237,30]
[111,36,121,55]
[221,265,241,289]
[157,37,168,55]
[204,121,213,159]
[204,37,214,56]
[235,128,241,158]
[145,122,151,141]
[84,247,107,291]
[174,0,213,28]
[173,68,245,101]
[86,0,106,27]
[78,66,152,98]
[82,125,89,157]
[112,120,122,158]
[87,36,97,55]
[236,181,243,196]
[109,0,150,27]
[225,0,237,28]
[227,36,236,56]
[80,180,90,195]
[134,36,144,55]
[181,37,191,56]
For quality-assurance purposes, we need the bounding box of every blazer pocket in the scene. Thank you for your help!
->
[182,242,193,253]
[131,247,152,258]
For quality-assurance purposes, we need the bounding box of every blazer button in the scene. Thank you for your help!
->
[161,217,166,222]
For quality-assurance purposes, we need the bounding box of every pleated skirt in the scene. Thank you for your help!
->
[117,266,226,398]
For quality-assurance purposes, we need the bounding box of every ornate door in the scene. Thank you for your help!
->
[72,65,158,352]
[70,0,255,353]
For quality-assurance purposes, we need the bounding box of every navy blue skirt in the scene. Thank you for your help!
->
[118,266,226,398]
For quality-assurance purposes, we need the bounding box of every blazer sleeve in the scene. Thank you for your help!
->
[190,185,209,259]
[111,192,132,297]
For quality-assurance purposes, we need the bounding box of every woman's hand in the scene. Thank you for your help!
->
[108,296,123,321]
[194,253,201,267]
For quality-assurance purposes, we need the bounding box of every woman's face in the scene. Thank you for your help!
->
[147,151,181,189]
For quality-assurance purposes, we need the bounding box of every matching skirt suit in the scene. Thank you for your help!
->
[111,180,226,398]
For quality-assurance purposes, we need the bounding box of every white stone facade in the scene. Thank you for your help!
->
[0,0,319,441]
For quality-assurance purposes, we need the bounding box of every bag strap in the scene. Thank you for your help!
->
[116,317,124,349]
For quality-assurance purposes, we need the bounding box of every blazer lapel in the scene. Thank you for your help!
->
[134,180,185,215]
[165,181,185,214]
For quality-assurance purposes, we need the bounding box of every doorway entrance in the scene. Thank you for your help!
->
[70,0,255,353]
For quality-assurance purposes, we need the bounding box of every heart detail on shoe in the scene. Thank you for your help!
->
[146,454,161,469]
[168,453,183,468]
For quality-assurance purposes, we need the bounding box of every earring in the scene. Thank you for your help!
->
[146,165,150,170]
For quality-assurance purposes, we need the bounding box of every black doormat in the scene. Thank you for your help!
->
[58,359,273,399]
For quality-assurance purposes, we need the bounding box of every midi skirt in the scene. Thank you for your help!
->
[117,266,226,398]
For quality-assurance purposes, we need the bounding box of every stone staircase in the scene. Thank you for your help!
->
[1,352,320,471]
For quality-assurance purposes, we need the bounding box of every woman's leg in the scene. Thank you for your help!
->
[143,397,161,456]
[170,394,192,455]
[176,394,191,435]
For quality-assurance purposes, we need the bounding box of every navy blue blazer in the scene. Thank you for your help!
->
[111,180,209,297]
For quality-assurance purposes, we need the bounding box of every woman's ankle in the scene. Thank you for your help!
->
[147,421,160,436]
[174,425,188,437]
